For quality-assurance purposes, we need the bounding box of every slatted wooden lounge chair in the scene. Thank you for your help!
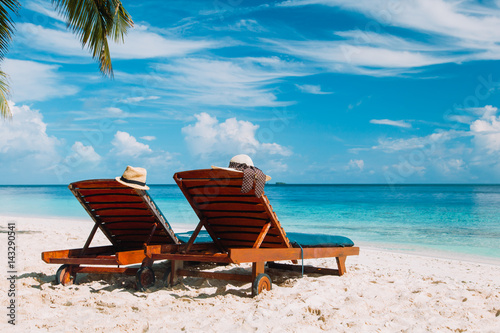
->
[144,169,360,296]
[41,179,180,290]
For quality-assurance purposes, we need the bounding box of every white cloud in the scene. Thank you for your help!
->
[111,131,152,157]
[346,159,364,171]
[25,0,65,22]
[109,131,178,172]
[0,102,59,156]
[212,19,266,32]
[17,23,220,60]
[68,142,101,163]
[159,57,306,107]
[119,57,308,108]
[267,160,289,173]
[110,25,220,59]
[71,107,174,122]
[182,112,292,158]
[264,38,450,76]
[120,96,160,104]
[140,136,156,141]
[278,0,500,64]
[295,84,332,94]
[370,119,412,128]
[470,105,500,153]
[2,59,79,102]
[0,103,61,180]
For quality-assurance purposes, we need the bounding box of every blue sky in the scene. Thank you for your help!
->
[2,0,500,184]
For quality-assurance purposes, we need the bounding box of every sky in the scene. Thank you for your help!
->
[2,0,500,184]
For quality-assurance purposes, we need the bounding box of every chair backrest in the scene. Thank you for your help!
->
[69,179,179,250]
[174,169,291,250]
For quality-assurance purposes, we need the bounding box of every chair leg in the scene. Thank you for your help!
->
[170,260,184,285]
[140,257,154,268]
[252,261,265,280]
[336,256,346,276]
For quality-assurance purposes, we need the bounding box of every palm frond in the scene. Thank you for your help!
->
[0,0,20,60]
[0,1,19,118]
[0,69,11,118]
[52,0,133,77]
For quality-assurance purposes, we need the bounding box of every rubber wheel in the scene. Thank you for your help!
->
[162,265,172,288]
[136,266,155,291]
[55,264,76,286]
[252,273,272,296]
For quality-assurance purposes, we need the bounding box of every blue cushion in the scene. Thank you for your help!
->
[176,230,354,248]
[286,232,354,248]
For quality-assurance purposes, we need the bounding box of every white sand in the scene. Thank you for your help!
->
[1,215,499,332]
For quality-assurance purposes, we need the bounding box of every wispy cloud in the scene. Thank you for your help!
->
[263,37,452,76]
[295,84,332,94]
[3,59,79,102]
[119,96,160,104]
[277,0,500,66]
[117,56,308,108]
[370,119,412,128]
[16,23,222,60]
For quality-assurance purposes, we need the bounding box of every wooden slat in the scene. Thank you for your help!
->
[103,222,157,229]
[48,257,119,265]
[83,194,144,203]
[206,217,269,226]
[112,234,168,242]
[209,225,280,235]
[71,179,126,189]
[202,211,268,219]
[95,209,152,217]
[75,267,139,275]
[229,247,360,264]
[192,196,260,204]
[151,252,232,263]
[216,233,283,244]
[253,223,271,248]
[198,203,265,212]
[78,188,138,196]
[220,240,285,248]
[106,229,155,236]
[100,216,157,223]
[87,202,148,210]
[181,179,243,188]
[176,169,244,180]
[188,187,256,196]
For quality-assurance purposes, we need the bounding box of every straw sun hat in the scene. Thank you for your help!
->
[212,154,271,182]
[115,166,150,190]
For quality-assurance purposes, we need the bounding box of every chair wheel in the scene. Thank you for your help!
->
[252,273,272,296]
[55,264,77,286]
[162,265,172,288]
[136,266,155,291]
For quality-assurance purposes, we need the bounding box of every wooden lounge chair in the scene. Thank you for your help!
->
[41,179,180,290]
[144,169,360,296]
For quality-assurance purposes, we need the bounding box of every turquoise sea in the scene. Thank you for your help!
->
[1,184,499,261]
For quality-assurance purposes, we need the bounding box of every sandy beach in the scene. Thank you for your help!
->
[1,215,499,332]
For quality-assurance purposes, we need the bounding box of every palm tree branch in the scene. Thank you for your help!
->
[0,0,20,60]
[0,69,11,118]
[52,0,133,77]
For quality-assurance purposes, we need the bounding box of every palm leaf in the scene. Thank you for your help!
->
[0,70,11,118]
[0,0,19,60]
[52,0,133,77]
[0,1,19,118]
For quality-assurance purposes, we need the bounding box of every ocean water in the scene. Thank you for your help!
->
[1,184,499,261]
